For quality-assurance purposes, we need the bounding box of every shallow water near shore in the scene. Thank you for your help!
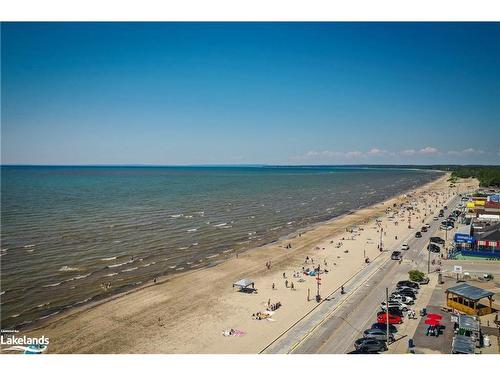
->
[0,166,441,329]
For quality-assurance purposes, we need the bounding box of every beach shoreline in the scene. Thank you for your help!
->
[11,171,444,334]
[12,172,456,353]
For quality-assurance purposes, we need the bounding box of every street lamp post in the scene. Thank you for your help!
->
[379,227,384,252]
[316,274,321,302]
[427,239,431,274]
[386,287,390,345]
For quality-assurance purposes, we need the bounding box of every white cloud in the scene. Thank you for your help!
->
[345,151,364,159]
[418,147,439,155]
[400,149,416,156]
[447,148,484,156]
[462,148,484,155]
[292,146,493,163]
[366,148,386,156]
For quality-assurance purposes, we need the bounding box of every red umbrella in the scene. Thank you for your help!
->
[427,313,443,320]
[424,318,440,326]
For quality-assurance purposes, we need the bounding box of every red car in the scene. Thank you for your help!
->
[377,312,403,325]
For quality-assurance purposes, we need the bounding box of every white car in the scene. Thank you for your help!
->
[390,294,414,304]
[401,244,409,251]
[433,217,439,221]
[425,223,431,228]
[380,301,409,311]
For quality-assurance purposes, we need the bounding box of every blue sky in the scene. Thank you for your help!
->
[1,22,499,165]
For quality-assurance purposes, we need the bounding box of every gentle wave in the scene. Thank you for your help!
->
[59,266,81,272]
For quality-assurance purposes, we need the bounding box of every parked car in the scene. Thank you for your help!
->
[391,251,402,260]
[394,289,417,299]
[401,244,410,251]
[354,338,387,353]
[433,217,439,221]
[430,236,445,245]
[381,301,409,312]
[415,231,422,238]
[371,322,398,333]
[443,205,448,210]
[397,280,419,289]
[427,243,441,253]
[363,328,394,342]
[438,213,444,217]
[390,294,414,304]
[421,226,428,232]
[395,286,418,296]
[425,223,431,228]
[377,312,403,325]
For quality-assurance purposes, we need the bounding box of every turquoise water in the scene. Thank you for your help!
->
[0,166,441,328]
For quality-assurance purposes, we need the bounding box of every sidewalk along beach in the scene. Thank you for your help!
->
[17,173,472,353]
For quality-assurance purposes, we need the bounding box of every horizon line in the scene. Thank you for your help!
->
[1,163,498,168]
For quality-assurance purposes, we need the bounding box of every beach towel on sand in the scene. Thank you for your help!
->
[223,329,245,337]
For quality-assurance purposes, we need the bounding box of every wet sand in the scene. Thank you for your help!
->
[19,173,473,353]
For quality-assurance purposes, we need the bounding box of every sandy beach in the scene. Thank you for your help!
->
[20,173,476,353]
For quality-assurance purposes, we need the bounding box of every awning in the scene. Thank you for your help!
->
[458,314,480,332]
[452,335,475,354]
[233,279,254,289]
[446,283,494,301]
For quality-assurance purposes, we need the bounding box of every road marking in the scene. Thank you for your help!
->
[292,194,460,354]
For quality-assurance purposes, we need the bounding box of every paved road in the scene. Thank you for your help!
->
[287,194,462,354]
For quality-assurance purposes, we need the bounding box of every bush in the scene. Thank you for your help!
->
[409,270,426,282]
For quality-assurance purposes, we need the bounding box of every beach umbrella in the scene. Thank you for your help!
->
[427,313,442,320]
[424,318,440,326]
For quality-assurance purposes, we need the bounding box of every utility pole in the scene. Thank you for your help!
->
[427,238,431,274]
[315,273,321,302]
[386,287,390,345]
[379,227,384,252]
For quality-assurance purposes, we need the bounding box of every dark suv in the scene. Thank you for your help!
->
[428,243,440,253]
[415,231,422,238]
[371,322,398,334]
[391,251,402,260]
[430,237,445,245]
[354,338,387,353]
[397,280,419,289]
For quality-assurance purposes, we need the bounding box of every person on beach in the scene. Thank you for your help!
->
[272,282,275,290]
[285,280,288,288]
[291,282,294,290]
[283,272,286,278]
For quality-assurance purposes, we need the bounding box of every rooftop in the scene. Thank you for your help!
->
[446,283,495,301]
[452,335,476,354]
[458,314,480,331]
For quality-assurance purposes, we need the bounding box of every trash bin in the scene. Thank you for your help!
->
[484,336,490,347]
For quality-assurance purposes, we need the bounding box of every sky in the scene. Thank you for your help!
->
[1,22,499,165]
